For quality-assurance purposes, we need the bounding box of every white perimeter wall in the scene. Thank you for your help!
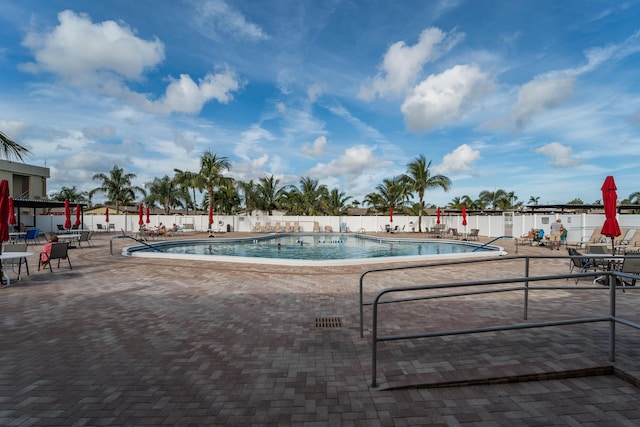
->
[29,212,640,242]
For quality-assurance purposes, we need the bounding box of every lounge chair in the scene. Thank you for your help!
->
[38,242,72,272]
[283,222,291,233]
[275,222,282,233]
[468,229,479,241]
[577,226,604,248]
[293,222,300,233]
[324,225,333,232]
[449,228,462,239]
[252,222,262,232]
[264,222,272,232]
[313,222,320,232]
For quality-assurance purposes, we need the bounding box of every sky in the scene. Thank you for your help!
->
[1,0,640,208]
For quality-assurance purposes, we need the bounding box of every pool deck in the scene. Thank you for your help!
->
[1,231,639,425]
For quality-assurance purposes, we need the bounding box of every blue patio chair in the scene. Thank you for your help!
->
[19,228,40,245]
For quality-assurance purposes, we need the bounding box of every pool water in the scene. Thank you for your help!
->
[127,234,499,261]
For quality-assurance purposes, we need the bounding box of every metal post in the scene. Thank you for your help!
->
[523,257,530,320]
[371,296,379,388]
[609,272,616,362]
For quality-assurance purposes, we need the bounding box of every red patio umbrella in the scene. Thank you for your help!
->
[138,204,144,226]
[145,207,150,224]
[64,199,72,229]
[462,205,467,226]
[389,206,393,223]
[208,205,214,227]
[105,207,109,223]
[8,197,16,226]
[601,175,621,254]
[0,180,10,248]
[75,204,81,226]
[436,207,441,224]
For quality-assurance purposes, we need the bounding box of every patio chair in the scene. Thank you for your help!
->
[77,230,93,248]
[107,224,115,233]
[38,242,72,272]
[56,224,65,232]
[468,229,480,241]
[324,225,333,232]
[567,247,599,283]
[313,222,320,232]
[19,228,40,246]
[619,256,640,287]
[96,224,105,232]
[293,222,300,233]
[252,222,262,232]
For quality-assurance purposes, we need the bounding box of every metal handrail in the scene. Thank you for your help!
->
[110,233,163,255]
[368,268,640,387]
[472,235,513,251]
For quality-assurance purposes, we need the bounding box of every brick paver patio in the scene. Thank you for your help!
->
[1,232,638,425]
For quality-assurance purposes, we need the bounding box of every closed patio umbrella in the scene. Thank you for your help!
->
[208,205,214,228]
[138,204,144,226]
[601,175,621,254]
[75,204,81,226]
[8,197,15,226]
[389,206,393,223]
[105,207,109,224]
[145,207,150,224]
[64,199,72,230]
[436,207,441,224]
[0,180,10,252]
[462,205,467,226]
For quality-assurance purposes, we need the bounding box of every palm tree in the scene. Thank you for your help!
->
[325,188,352,216]
[239,180,259,215]
[256,175,282,215]
[173,168,200,214]
[628,192,640,204]
[198,150,231,215]
[0,130,30,161]
[479,189,508,210]
[528,196,540,206]
[298,176,328,215]
[90,165,145,213]
[375,176,411,216]
[144,175,181,214]
[363,192,386,214]
[50,186,89,203]
[402,155,451,232]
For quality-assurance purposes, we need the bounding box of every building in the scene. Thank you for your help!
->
[0,159,49,199]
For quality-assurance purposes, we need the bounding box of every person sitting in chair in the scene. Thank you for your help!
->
[40,234,59,268]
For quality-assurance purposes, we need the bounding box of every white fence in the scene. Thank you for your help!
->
[27,212,640,243]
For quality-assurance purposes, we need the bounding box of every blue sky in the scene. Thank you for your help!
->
[1,0,639,207]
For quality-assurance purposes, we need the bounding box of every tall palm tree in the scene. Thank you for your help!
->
[528,196,540,205]
[198,150,231,215]
[479,189,508,210]
[90,165,145,212]
[363,192,385,214]
[0,130,30,161]
[402,155,451,232]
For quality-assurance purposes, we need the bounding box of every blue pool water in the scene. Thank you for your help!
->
[126,234,501,264]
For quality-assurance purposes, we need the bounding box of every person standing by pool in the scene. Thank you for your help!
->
[549,219,564,251]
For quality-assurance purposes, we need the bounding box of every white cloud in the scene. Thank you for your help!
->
[307,84,323,103]
[401,64,493,132]
[193,0,268,41]
[308,145,391,178]
[233,124,275,160]
[358,27,463,101]
[535,142,579,168]
[300,136,327,158]
[511,77,575,129]
[0,120,30,141]
[433,144,481,174]
[21,10,164,84]
[144,70,241,114]
[82,125,115,140]
[20,10,242,115]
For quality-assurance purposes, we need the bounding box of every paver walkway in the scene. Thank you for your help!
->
[1,232,638,425]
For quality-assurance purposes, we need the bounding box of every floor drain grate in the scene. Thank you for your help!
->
[315,317,343,328]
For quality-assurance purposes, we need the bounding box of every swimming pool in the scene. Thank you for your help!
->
[123,234,505,266]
